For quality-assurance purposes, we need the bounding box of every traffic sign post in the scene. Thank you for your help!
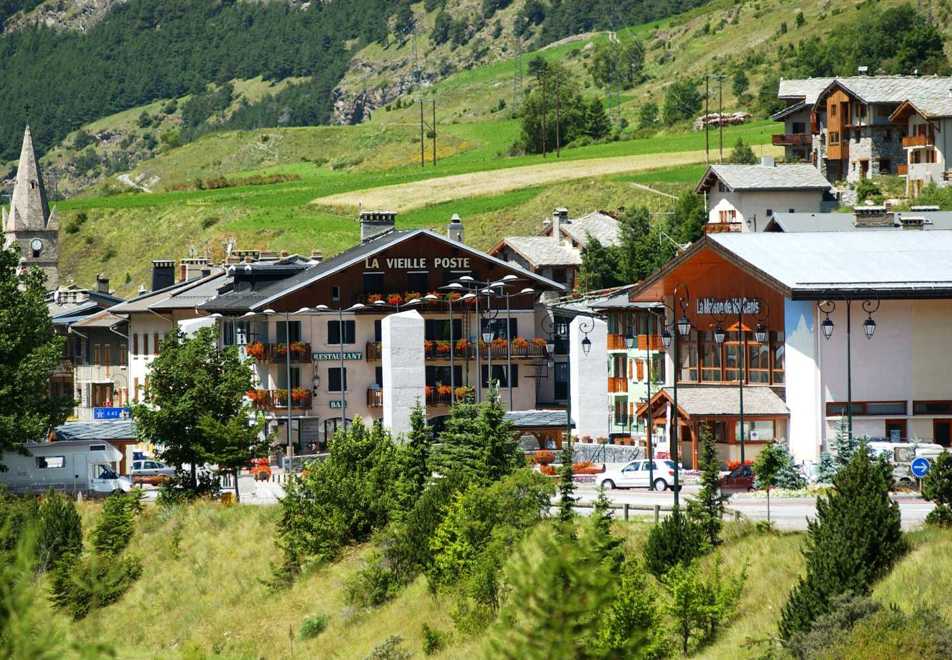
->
[911,457,931,493]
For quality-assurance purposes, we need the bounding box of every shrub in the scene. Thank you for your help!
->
[663,559,746,655]
[365,635,411,660]
[51,552,143,620]
[827,607,952,659]
[156,471,220,506]
[779,449,906,641]
[298,613,329,640]
[381,478,459,582]
[785,592,881,659]
[35,491,83,570]
[345,552,401,609]
[644,506,709,578]
[91,491,141,557]
[421,623,445,655]
[923,451,952,526]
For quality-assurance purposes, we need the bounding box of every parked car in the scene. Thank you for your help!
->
[250,458,272,481]
[718,464,755,493]
[130,459,176,485]
[595,459,684,491]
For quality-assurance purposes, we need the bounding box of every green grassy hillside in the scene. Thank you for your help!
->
[41,501,952,659]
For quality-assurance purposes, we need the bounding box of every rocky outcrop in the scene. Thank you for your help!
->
[3,0,127,33]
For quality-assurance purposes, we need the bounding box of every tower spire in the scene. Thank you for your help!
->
[6,125,52,232]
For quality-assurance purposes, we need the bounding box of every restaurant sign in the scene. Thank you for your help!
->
[363,256,472,270]
[313,351,363,361]
[696,298,760,316]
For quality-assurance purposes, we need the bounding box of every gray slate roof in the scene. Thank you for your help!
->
[56,420,137,442]
[502,236,581,267]
[562,285,663,311]
[777,78,835,104]
[710,230,952,296]
[894,96,952,119]
[821,75,952,105]
[558,211,620,247]
[504,409,571,429]
[110,269,225,313]
[663,386,789,417]
[697,164,831,193]
[767,212,952,233]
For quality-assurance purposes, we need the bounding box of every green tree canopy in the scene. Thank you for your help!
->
[0,245,70,463]
[727,137,757,164]
[662,79,702,125]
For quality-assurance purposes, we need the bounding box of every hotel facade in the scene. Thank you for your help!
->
[630,230,952,467]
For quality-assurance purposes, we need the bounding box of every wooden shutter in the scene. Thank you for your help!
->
[636,359,645,381]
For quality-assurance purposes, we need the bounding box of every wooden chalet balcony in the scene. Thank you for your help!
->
[245,342,311,363]
[772,133,811,147]
[608,377,628,393]
[365,339,549,361]
[903,134,934,148]
[607,333,627,350]
[638,335,663,351]
[897,164,908,175]
[367,386,472,408]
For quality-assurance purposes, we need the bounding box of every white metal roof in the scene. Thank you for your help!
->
[710,230,952,296]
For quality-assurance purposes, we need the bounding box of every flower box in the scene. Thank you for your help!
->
[386,293,403,306]
[246,342,266,360]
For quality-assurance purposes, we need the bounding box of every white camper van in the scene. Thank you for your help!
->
[0,440,132,496]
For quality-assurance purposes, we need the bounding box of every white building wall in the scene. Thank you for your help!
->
[784,299,822,462]
[382,310,425,437]
[706,189,826,232]
[570,316,608,440]
[127,313,178,402]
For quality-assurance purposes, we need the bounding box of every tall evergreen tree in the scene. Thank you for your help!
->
[585,98,611,139]
[922,451,952,526]
[726,137,757,164]
[557,441,575,529]
[478,388,522,483]
[0,245,70,463]
[578,234,623,292]
[392,403,433,518]
[687,423,727,546]
[431,398,483,484]
[617,206,656,284]
[779,449,906,642]
[587,488,624,572]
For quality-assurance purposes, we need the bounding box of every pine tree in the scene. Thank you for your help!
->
[392,403,432,518]
[478,388,522,483]
[726,137,757,164]
[779,449,906,642]
[35,490,83,571]
[818,419,865,484]
[431,399,484,485]
[585,98,611,139]
[687,422,727,546]
[644,506,708,578]
[487,524,613,659]
[922,451,952,526]
[617,206,657,284]
[587,488,624,572]
[557,441,575,529]
[592,558,668,659]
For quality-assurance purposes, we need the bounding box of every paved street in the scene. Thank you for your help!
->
[573,483,935,531]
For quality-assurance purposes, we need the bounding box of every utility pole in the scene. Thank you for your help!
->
[705,76,710,164]
[555,69,561,158]
[432,98,437,166]
[420,98,425,168]
[719,74,724,162]
[541,72,548,158]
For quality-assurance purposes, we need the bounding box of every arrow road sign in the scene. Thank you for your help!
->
[911,457,931,479]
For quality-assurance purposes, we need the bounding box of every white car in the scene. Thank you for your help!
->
[595,459,684,492]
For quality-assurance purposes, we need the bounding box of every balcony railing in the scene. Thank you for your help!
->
[704,222,744,234]
[367,387,383,408]
[903,134,934,148]
[248,388,312,411]
[638,335,664,351]
[772,133,811,146]
[607,334,626,350]
[608,377,628,393]
[245,342,311,363]
[367,386,473,408]
[365,339,550,361]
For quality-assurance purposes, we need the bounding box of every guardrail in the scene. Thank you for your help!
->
[568,499,744,524]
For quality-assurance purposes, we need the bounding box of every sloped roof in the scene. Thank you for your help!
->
[817,75,952,106]
[72,309,127,329]
[110,269,225,313]
[500,236,581,267]
[777,78,835,104]
[557,211,620,247]
[891,97,952,121]
[767,212,952,233]
[696,164,831,193]
[659,386,789,417]
[504,409,571,429]
[55,420,137,442]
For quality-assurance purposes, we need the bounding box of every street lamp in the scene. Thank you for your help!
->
[817,298,879,440]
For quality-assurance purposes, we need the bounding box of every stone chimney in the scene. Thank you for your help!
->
[310,249,323,264]
[552,208,569,244]
[179,257,210,282]
[95,273,109,294]
[853,205,893,228]
[760,155,775,167]
[359,210,397,243]
[447,213,464,242]
[151,259,175,291]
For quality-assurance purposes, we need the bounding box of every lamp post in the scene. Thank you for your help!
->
[434,286,466,404]
[627,307,666,491]
[485,276,537,409]
[659,286,692,509]
[308,302,366,432]
[624,327,637,451]
[818,298,879,440]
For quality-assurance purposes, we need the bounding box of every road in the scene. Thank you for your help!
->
[141,475,934,531]
[573,483,934,531]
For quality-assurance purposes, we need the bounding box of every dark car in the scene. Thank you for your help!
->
[718,464,755,493]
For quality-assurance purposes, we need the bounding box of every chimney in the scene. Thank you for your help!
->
[447,213,464,242]
[310,249,323,264]
[760,155,775,167]
[151,259,175,291]
[179,257,210,282]
[852,205,893,228]
[95,273,109,294]
[552,208,569,243]
[359,210,397,243]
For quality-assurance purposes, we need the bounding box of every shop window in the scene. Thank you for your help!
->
[826,401,906,416]
[426,365,463,387]
[735,420,775,442]
[724,332,743,382]
[678,331,698,382]
[913,401,952,415]
[748,339,770,384]
[327,320,355,345]
[277,367,301,391]
[699,332,722,382]
[363,272,385,295]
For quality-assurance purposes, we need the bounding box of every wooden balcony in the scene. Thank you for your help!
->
[607,333,627,350]
[903,134,934,148]
[366,339,549,361]
[704,222,744,234]
[772,133,811,146]
[638,335,664,351]
[608,377,628,393]
[245,342,311,363]
[367,386,471,408]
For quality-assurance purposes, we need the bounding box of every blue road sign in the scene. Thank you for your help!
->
[911,457,931,479]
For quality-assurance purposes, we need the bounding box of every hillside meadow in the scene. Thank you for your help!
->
[38,501,951,659]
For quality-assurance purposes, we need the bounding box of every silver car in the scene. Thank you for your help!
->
[130,459,176,485]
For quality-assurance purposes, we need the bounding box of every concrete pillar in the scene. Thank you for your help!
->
[570,316,608,440]
[382,310,425,437]
[784,299,821,462]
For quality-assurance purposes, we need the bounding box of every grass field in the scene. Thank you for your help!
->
[48,501,952,659]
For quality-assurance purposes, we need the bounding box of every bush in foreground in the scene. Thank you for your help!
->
[299,613,329,640]
[644,506,708,578]
[923,451,952,526]
[779,449,905,641]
